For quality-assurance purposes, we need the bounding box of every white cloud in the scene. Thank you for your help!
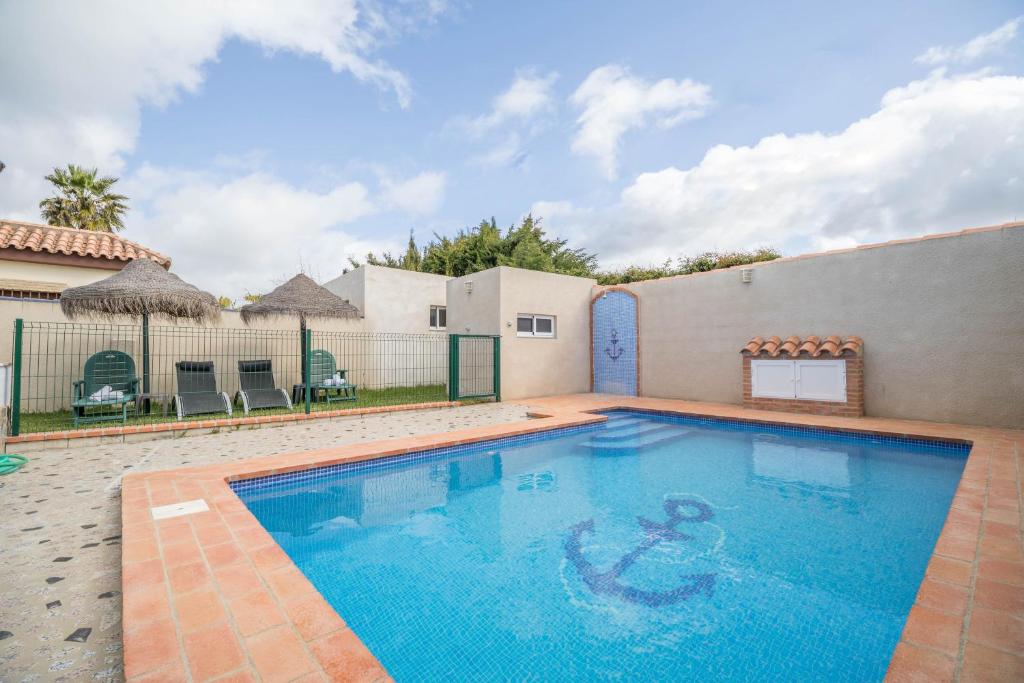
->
[916,16,1022,66]
[451,69,558,169]
[380,171,447,215]
[124,166,389,297]
[569,65,712,180]
[463,70,559,135]
[469,133,531,169]
[0,1,444,221]
[536,71,1024,267]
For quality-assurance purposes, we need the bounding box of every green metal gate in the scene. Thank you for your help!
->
[447,334,501,402]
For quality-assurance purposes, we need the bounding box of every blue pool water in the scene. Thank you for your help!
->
[234,411,968,682]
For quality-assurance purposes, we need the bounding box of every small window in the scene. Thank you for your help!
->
[516,314,555,338]
[429,305,446,330]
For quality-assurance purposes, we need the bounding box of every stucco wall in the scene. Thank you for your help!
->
[447,267,595,400]
[0,259,119,290]
[323,265,449,334]
[617,224,1024,429]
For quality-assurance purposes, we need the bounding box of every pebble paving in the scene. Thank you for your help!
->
[0,403,529,682]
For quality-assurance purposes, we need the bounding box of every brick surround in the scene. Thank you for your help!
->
[742,337,864,417]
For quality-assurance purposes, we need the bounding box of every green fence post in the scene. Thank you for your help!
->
[10,318,23,436]
[492,335,501,402]
[304,328,312,414]
[448,334,459,402]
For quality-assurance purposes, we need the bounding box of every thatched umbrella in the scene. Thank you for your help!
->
[239,274,361,387]
[60,258,220,403]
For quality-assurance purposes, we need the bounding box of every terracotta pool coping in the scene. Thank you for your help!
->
[120,395,1023,682]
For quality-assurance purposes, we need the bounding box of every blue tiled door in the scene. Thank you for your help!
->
[592,290,638,395]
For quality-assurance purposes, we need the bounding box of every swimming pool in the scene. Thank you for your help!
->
[233,410,969,681]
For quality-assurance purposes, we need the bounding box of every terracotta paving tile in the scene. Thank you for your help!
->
[247,625,317,682]
[168,560,212,595]
[123,558,166,587]
[309,629,387,682]
[157,519,195,545]
[926,556,973,586]
[979,534,1024,561]
[885,641,955,682]
[915,578,968,615]
[228,589,288,637]
[202,670,258,683]
[123,535,161,563]
[983,507,1020,526]
[123,583,171,626]
[123,618,179,679]
[960,641,1024,682]
[203,540,245,569]
[982,520,1020,541]
[933,533,978,561]
[182,621,246,682]
[249,543,292,572]
[900,604,964,656]
[974,577,1024,615]
[127,659,187,682]
[162,536,204,568]
[282,595,347,642]
[174,589,228,634]
[212,561,265,600]
[967,605,1024,653]
[265,565,320,604]
[977,558,1024,587]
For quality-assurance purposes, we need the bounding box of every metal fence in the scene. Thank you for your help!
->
[9,319,500,435]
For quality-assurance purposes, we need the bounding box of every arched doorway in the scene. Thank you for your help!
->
[591,289,639,395]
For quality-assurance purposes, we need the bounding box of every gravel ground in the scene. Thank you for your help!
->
[0,403,530,682]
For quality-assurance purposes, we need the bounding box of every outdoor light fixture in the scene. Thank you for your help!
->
[741,268,753,284]
[464,281,473,294]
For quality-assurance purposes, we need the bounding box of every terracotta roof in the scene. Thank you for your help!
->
[0,219,170,268]
[742,335,863,357]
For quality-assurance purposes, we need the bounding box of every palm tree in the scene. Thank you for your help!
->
[39,164,129,232]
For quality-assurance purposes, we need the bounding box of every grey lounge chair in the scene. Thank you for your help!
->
[174,361,231,419]
[237,359,292,414]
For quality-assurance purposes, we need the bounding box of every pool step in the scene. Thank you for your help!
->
[579,424,691,453]
[591,423,680,443]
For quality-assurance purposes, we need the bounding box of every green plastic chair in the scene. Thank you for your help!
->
[71,350,139,427]
[309,349,357,403]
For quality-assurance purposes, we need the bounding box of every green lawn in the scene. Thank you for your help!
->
[17,384,455,434]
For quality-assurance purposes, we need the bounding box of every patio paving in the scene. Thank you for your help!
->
[0,402,530,682]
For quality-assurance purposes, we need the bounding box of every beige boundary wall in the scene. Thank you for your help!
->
[615,223,1024,429]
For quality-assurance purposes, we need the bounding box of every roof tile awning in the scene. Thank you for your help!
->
[0,220,170,268]
[742,335,863,357]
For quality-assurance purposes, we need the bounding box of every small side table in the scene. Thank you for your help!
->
[135,393,172,418]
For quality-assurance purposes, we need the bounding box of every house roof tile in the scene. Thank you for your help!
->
[0,219,170,268]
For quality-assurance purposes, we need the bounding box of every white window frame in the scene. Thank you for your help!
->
[516,314,556,338]
[429,305,446,330]
[751,359,847,402]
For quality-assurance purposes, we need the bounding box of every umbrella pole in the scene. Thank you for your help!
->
[142,313,151,415]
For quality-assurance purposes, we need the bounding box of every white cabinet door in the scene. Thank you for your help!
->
[751,360,795,399]
[794,360,847,402]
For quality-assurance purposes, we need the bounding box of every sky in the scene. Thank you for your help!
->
[1,1,1022,298]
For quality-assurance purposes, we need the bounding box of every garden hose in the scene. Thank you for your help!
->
[0,454,27,475]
